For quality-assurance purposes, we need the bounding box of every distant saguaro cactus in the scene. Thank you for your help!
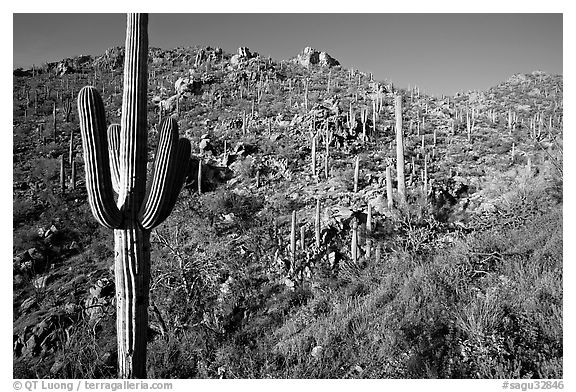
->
[77,14,191,378]
[304,78,309,110]
[69,129,75,166]
[372,99,377,134]
[351,218,358,263]
[198,159,202,194]
[366,202,373,259]
[311,135,317,177]
[395,95,406,203]
[60,155,65,194]
[361,108,368,140]
[64,98,72,122]
[315,199,321,248]
[353,155,360,193]
[52,102,57,141]
[71,160,76,190]
[290,210,297,269]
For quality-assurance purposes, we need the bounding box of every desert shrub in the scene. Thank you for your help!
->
[201,188,263,224]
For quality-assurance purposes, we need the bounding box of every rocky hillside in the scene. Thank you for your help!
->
[12,45,562,378]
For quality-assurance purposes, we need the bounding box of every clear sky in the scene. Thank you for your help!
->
[13,13,562,96]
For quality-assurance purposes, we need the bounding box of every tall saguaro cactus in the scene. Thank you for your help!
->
[77,14,191,378]
[395,95,406,203]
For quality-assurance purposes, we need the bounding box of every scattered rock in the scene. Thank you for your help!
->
[13,274,25,286]
[199,136,214,154]
[311,345,323,359]
[33,275,50,290]
[328,251,337,268]
[284,277,295,290]
[85,278,114,326]
[19,297,37,313]
[50,359,66,374]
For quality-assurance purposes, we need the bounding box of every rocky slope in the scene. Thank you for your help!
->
[12,45,563,378]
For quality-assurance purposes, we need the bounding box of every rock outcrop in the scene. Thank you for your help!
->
[231,47,258,65]
[93,46,125,70]
[293,47,340,68]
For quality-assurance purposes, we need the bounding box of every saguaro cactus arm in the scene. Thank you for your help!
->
[166,138,192,206]
[107,124,121,194]
[139,118,191,229]
[77,86,123,229]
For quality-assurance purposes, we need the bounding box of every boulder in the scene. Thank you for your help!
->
[13,68,33,77]
[158,94,179,113]
[311,345,323,359]
[174,76,202,95]
[199,137,214,154]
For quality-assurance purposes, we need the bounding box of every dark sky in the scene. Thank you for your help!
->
[13,13,562,96]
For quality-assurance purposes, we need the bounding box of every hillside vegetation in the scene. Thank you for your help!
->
[12,45,562,378]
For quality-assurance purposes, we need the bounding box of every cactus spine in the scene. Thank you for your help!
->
[395,95,406,203]
[77,14,190,378]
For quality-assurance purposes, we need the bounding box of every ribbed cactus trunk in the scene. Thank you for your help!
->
[77,14,191,379]
[114,226,150,377]
[395,95,406,203]
[114,14,149,378]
